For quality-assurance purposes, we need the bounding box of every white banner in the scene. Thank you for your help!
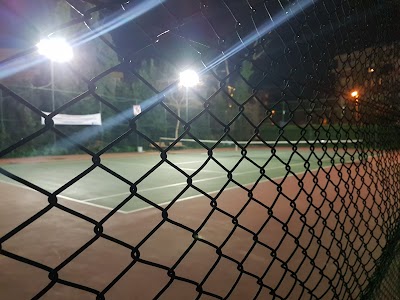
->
[41,112,102,126]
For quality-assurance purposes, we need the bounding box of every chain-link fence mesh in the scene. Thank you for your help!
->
[0,0,399,299]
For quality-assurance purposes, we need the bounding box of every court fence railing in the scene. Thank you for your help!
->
[0,0,399,299]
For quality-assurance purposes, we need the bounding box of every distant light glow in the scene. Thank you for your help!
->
[37,38,73,62]
[1,1,163,79]
[368,67,375,73]
[351,90,359,98]
[179,70,199,88]
[139,0,314,117]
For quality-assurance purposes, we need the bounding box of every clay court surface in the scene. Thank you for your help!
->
[0,149,389,299]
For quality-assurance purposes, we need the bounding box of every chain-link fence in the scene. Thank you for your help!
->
[0,0,399,299]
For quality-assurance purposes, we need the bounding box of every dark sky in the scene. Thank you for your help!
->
[1,0,397,93]
[0,0,52,48]
[0,0,222,49]
[0,0,393,53]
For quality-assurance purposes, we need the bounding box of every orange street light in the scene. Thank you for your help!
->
[350,90,359,98]
[350,90,360,121]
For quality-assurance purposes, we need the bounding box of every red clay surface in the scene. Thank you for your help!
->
[0,156,393,299]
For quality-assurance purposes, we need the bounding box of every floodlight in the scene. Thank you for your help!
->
[37,38,73,63]
[179,70,199,88]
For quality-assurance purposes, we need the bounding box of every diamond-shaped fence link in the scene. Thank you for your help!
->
[0,0,399,299]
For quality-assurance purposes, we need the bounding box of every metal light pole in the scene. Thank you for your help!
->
[37,37,73,149]
[50,61,56,146]
[350,90,359,122]
[179,69,199,122]
[50,61,55,113]
[185,87,189,121]
[37,38,73,113]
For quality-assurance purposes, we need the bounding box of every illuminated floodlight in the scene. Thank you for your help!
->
[37,38,73,63]
[350,90,359,98]
[179,70,199,88]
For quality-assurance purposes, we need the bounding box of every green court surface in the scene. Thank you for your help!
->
[0,147,358,213]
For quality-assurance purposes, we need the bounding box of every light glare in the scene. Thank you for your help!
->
[179,70,199,88]
[351,91,359,98]
[37,38,73,63]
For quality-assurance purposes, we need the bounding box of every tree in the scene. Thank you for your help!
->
[215,57,258,141]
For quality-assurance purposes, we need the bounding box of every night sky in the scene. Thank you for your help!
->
[0,0,52,48]
[0,0,394,53]
[0,0,397,96]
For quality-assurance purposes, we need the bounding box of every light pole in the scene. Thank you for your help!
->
[37,38,73,111]
[50,61,55,113]
[36,37,73,147]
[179,69,199,121]
[350,90,360,121]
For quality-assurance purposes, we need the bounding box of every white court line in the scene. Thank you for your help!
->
[125,158,366,214]
[104,160,205,166]
[175,160,205,165]
[0,178,56,194]
[0,178,128,214]
[84,160,330,202]
[179,167,226,174]
[57,194,130,214]
[102,160,224,174]
[1,156,365,214]
[126,165,326,213]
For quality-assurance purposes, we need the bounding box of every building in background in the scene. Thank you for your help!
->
[334,43,400,124]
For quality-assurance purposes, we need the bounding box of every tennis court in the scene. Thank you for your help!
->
[0,140,387,299]
[2,0,399,298]
[0,140,360,213]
